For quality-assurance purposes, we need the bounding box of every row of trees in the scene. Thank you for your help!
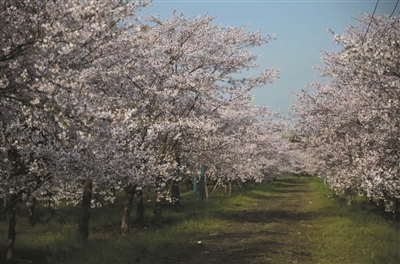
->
[7,0,398,260]
[292,13,400,212]
[1,1,307,254]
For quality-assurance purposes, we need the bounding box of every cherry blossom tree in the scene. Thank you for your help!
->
[1,0,289,244]
[292,13,400,212]
[0,0,153,252]
[106,10,282,218]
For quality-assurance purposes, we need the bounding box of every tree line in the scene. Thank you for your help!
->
[1,1,305,260]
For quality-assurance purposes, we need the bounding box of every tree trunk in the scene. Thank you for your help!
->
[77,179,92,240]
[6,206,17,262]
[154,179,163,216]
[186,178,193,192]
[0,196,7,221]
[136,188,145,227]
[199,176,205,201]
[3,196,7,208]
[121,184,136,234]
[393,198,399,221]
[228,180,232,196]
[236,179,244,192]
[366,196,374,204]
[346,188,352,205]
[28,197,36,226]
[171,180,181,210]
[193,175,197,193]
[212,180,220,193]
[377,198,385,209]
[205,179,209,201]
[47,191,55,218]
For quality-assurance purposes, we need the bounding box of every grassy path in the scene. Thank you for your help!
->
[1,177,399,263]
[178,179,315,264]
[176,178,399,264]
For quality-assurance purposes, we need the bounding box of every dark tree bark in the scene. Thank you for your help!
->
[393,198,399,221]
[77,179,92,240]
[228,180,232,196]
[2,196,6,208]
[198,177,205,200]
[6,206,17,262]
[193,175,197,193]
[377,198,385,210]
[345,188,352,205]
[171,155,182,209]
[212,180,220,193]
[28,197,36,226]
[366,196,374,204]
[154,179,163,216]
[0,196,7,221]
[171,179,181,210]
[186,178,193,192]
[46,191,56,218]
[236,179,244,192]
[136,188,145,226]
[121,184,136,234]
[204,179,209,201]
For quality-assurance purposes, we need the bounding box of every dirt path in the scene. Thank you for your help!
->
[178,179,316,264]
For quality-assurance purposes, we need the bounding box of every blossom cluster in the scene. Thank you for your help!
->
[292,13,400,211]
[0,1,302,209]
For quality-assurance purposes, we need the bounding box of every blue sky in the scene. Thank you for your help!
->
[140,1,398,113]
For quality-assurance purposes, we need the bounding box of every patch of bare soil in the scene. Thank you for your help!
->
[178,179,315,264]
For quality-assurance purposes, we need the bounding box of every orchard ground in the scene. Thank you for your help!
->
[1,177,399,264]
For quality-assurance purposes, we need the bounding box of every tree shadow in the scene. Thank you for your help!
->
[216,209,313,224]
[276,189,310,193]
[240,193,287,200]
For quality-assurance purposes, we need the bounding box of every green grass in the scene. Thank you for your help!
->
[301,179,400,264]
[0,186,232,263]
[1,178,399,264]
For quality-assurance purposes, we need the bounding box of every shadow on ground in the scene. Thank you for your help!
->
[216,209,313,223]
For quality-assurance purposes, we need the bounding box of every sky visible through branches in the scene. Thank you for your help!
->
[141,0,398,113]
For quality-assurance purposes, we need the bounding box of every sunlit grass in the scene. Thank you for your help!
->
[303,178,400,264]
